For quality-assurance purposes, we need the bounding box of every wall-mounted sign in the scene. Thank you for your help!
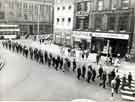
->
[92,32,129,40]
[76,11,89,17]
[0,11,5,19]
[72,31,92,41]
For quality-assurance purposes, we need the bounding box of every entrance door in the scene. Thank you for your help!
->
[29,25,33,34]
[110,39,128,57]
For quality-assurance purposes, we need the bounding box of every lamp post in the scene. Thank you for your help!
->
[4,4,8,24]
[37,5,40,40]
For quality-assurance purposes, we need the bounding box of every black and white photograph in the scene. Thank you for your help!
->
[0,0,135,102]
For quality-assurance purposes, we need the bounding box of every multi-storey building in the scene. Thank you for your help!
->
[73,0,93,50]
[0,0,53,35]
[73,0,135,57]
[53,0,74,47]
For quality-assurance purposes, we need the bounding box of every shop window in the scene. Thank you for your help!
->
[119,13,129,32]
[107,14,116,31]
[121,0,129,9]
[95,14,103,31]
[97,0,104,11]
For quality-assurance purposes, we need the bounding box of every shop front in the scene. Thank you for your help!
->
[91,32,129,57]
[54,30,72,46]
[72,31,92,50]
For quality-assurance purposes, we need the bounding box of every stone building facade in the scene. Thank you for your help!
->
[53,0,75,47]
[73,0,135,57]
[0,0,53,35]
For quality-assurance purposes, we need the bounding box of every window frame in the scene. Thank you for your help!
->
[68,5,72,10]
[68,17,71,23]
[57,7,60,11]
[96,0,104,11]
[121,0,129,9]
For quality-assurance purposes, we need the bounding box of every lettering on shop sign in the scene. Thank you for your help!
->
[93,33,129,40]
[76,11,89,17]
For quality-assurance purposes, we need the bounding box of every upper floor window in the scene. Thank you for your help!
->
[119,13,129,31]
[0,2,1,8]
[111,0,118,10]
[68,17,71,23]
[77,3,82,11]
[121,0,129,9]
[62,6,65,10]
[68,5,72,10]
[57,7,60,10]
[57,18,60,23]
[62,18,65,22]
[77,2,90,12]
[97,0,104,11]
[107,14,116,31]
[95,14,103,30]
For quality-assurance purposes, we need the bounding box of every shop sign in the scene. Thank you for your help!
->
[73,31,92,40]
[0,11,5,19]
[92,32,129,40]
[76,11,89,17]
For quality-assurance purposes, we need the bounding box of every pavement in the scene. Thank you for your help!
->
[0,41,129,102]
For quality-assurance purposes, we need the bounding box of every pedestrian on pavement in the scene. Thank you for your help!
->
[82,52,84,60]
[96,53,101,65]
[97,64,103,80]
[72,59,77,72]
[128,72,132,88]
[52,56,56,67]
[77,66,81,80]
[121,74,127,90]
[100,71,107,88]
[67,59,71,71]
[92,68,96,82]
[55,57,59,71]
[59,57,63,70]
[115,75,121,94]
[107,71,112,87]
[44,51,48,63]
[111,69,116,80]
[87,67,92,83]
[82,64,86,79]
[111,78,116,97]
[86,51,89,59]
[63,59,67,72]
[48,56,51,67]
[29,47,33,60]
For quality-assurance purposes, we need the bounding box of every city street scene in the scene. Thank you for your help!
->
[0,0,135,102]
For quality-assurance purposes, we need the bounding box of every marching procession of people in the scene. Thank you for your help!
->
[1,40,134,97]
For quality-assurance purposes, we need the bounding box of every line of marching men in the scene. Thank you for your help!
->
[1,40,134,97]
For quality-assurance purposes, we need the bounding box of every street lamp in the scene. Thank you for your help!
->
[4,4,8,24]
[37,5,40,40]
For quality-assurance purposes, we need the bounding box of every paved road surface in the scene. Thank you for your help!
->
[0,46,125,102]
